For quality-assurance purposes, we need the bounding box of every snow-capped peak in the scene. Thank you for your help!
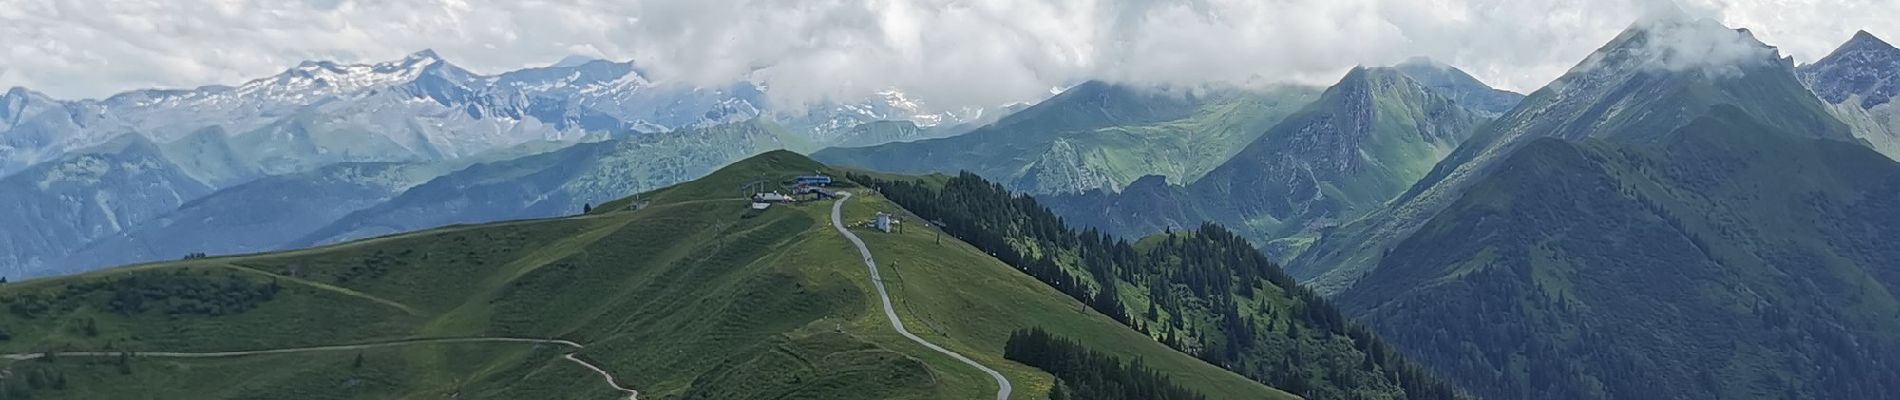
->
[235,49,461,101]
[875,89,925,115]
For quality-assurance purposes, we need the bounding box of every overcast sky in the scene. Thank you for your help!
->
[2,0,1894,109]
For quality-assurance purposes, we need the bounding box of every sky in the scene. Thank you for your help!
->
[1,0,1895,110]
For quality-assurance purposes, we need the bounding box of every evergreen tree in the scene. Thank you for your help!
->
[849,172,1466,400]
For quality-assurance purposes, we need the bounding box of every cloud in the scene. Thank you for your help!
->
[1627,15,1779,77]
[0,0,1895,110]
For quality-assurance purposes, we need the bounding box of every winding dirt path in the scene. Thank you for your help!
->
[830,192,1013,400]
[564,353,640,400]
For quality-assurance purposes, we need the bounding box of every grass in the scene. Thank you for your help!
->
[2,342,573,399]
[0,151,1291,400]
[835,190,1296,400]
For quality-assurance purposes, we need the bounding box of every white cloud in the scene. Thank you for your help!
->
[1629,16,1778,77]
[0,0,1894,109]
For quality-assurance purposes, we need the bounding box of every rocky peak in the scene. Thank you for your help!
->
[1800,30,1900,108]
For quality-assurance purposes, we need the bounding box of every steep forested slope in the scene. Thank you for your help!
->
[859,172,1463,400]
[1271,19,1900,400]
[1291,19,1855,291]
[1340,108,1900,399]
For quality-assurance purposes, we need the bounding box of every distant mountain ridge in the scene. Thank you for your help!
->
[0,51,1017,279]
[1043,63,1508,259]
[14,119,806,278]
[814,81,1326,194]
[288,119,810,248]
[0,135,214,277]
[0,50,1010,179]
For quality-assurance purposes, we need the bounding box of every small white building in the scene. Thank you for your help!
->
[753,192,794,203]
[875,212,894,232]
[750,202,771,210]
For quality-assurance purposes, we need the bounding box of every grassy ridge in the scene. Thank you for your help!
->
[0,151,1288,400]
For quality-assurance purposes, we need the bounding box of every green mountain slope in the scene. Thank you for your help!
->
[1045,66,1491,260]
[1819,99,1900,159]
[1291,19,1856,291]
[1266,19,1900,400]
[814,81,1322,194]
[0,151,1288,400]
[1339,107,1900,399]
[1191,67,1488,254]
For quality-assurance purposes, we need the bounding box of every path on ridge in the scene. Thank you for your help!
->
[830,192,1013,400]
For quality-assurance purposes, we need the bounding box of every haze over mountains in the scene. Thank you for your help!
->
[0,51,1017,279]
[0,50,1001,177]
[2,10,1900,400]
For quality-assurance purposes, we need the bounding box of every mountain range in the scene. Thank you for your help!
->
[1040,64,1512,259]
[0,51,1017,279]
[4,13,1900,400]
[814,81,1325,194]
[1297,19,1900,399]
[0,50,1000,178]
[825,19,1900,400]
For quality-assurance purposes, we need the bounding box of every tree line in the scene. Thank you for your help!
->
[851,171,1463,400]
[5,269,281,320]
[1005,328,1207,400]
